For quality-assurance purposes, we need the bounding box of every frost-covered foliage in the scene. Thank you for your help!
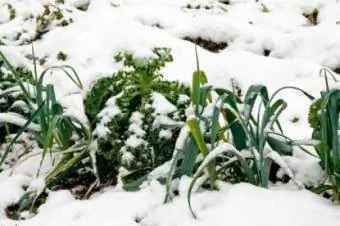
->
[36,4,74,40]
[84,48,190,185]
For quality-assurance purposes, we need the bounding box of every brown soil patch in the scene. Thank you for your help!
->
[184,37,228,53]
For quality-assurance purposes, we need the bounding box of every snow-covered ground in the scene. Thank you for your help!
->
[2,179,340,226]
[1,0,340,225]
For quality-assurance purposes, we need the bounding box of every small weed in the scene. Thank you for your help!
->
[7,4,16,21]
[57,51,68,61]
[263,49,271,57]
[290,117,300,123]
[60,20,69,26]
[303,8,319,26]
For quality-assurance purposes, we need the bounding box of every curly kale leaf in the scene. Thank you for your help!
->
[308,98,322,130]
[84,76,118,123]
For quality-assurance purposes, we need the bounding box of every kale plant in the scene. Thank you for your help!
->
[84,48,190,188]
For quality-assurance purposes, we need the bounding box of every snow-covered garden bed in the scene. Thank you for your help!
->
[1,0,340,225]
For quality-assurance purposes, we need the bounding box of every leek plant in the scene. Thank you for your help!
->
[310,68,340,204]
[0,47,94,214]
[164,46,315,218]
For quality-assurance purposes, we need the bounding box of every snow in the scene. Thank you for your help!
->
[3,148,58,178]
[1,0,340,225]
[266,150,303,189]
[150,92,177,115]
[0,112,40,132]
[195,142,239,175]
[120,147,135,165]
[178,94,190,104]
[175,126,190,150]
[281,156,325,187]
[98,94,122,121]
[153,115,185,128]
[125,134,146,148]
[144,182,340,226]
[26,177,45,194]
[93,93,123,138]
[128,112,146,137]
[148,161,172,180]
[1,180,339,226]
[0,175,31,217]
[159,129,173,139]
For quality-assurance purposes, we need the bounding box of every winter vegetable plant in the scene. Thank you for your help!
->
[0,47,93,214]
[84,47,190,189]
[309,68,340,204]
[163,47,315,218]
